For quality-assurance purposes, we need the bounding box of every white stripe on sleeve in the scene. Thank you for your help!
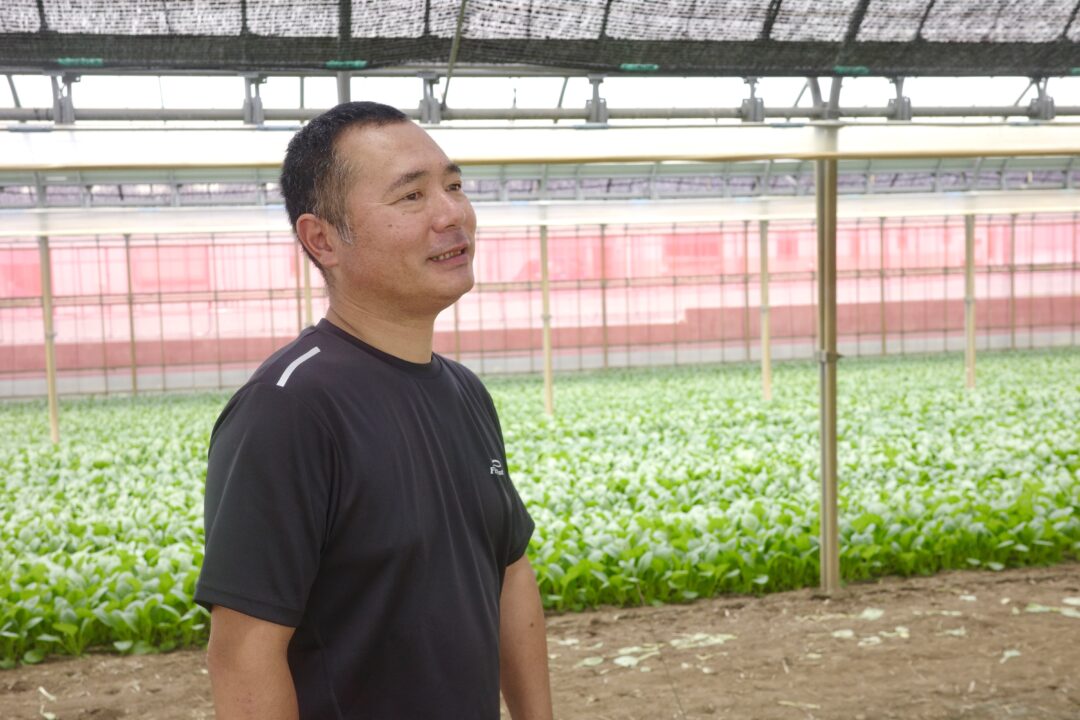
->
[276,346,321,387]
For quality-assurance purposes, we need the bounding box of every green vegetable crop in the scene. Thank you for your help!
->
[2,350,1078,665]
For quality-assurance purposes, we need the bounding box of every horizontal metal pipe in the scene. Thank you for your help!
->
[0,63,592,78]
[4,105,1080,124]
[442,107,586,120]
[607,107,741,119]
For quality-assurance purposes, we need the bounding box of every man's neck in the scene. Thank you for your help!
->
[325,300,436,365]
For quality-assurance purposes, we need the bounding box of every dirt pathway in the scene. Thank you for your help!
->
[3,564,1079,719]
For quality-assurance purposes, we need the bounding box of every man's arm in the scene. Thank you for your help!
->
[499,555,553,720]
[206,605,299,720]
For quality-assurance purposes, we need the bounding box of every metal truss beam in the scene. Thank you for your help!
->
[5,103,1080,125]
[5,188,1080,239]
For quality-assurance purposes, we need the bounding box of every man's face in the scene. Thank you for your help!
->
[331,120,477,319]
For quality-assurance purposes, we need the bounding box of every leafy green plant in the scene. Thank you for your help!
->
[1,349,1078,663]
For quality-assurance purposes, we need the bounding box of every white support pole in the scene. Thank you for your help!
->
[743,220,751,362]
[815,125,841,595]
[540,224,554,415]
[38,235,60,444]
[124,233,138,395]
[759,219,772,401]
[599,224,609,370]
[965,215,977,389]
[879,217,887,356]
[1009,213,1016,350]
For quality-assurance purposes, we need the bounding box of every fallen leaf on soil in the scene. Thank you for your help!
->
[1063,597,1080,607]
[858,608,885,621]
[1000,649,1021,664]
[778,701,821,710]
[669,633,736,649]
[616,644,660,655]
[613,653,658,668]
[578,657,604,668]
[941,627,967,637]
[831,629,855,639]
[960,595,977,602]
[858,636,882,647]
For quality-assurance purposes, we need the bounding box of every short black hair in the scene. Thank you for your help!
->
[280,101,409,271]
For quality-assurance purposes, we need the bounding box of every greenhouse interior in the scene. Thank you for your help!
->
[1,1,1079,718]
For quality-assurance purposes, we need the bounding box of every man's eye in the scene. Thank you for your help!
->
[402,191,422,201]
[448,182,463,192]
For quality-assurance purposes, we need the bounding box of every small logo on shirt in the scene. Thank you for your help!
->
[489,459,505,476]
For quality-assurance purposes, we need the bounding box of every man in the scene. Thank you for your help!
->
[195,101,553,719]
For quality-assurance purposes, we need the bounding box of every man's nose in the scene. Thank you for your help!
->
[432,189,470,230]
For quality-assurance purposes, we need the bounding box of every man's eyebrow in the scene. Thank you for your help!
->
[385,163,463,195]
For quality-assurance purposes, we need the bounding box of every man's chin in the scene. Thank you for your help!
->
[428,276,474,314]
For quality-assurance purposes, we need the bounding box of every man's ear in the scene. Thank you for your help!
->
[295,213,342,271]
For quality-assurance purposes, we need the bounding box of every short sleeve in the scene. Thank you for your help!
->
[503,474,535,567]
[195,384,337,627]
[478,384,535,567]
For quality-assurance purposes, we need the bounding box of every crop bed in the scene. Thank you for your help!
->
[2,350,1078,666]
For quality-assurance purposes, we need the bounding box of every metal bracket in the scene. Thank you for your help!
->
[814,350,843,363]
[419,72,442,124]
[1027,77,1054,121]
[585,74,608,124]
[887,76,911,121]
[740,76,765,123]
[49,72,79,124]
[242,74,266,125]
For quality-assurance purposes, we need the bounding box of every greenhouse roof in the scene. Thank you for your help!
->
[2,0,1079,77]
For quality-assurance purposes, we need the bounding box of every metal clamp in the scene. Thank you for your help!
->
[1027,77,1055,121]
[585,74,608,124]
[419,72,442,124]
[814,350,843,363]
[740,77,764,123]
[242,74,266,125]
[887,77,911,121]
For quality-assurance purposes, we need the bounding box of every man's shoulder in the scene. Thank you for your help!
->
[246,326,332,391]
[436,355,502,422]
[438,354,489,395]
[244,321,385,395]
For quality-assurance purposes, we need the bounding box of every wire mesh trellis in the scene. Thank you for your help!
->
[1,213,1078,398]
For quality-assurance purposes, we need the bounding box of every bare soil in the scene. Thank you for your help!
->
[3,563,1079,720]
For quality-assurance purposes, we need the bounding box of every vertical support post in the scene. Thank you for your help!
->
[124,234,138,394]
[879,217,886,355]
[743,219,751,362]
[965,215,977,389]
[599,224,609,370]
[815,125,840,595]
[540,225,554,415]
[1073,211,1078,347]
[1009,213,1016,350]
[302,254,314,328]
[38,236,60,444]
[759,219,772,401]
[336,71,351,103]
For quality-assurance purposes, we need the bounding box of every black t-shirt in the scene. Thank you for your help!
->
[195,319,535,720]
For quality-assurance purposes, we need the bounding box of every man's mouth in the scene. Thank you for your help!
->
[429,246,467,261]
